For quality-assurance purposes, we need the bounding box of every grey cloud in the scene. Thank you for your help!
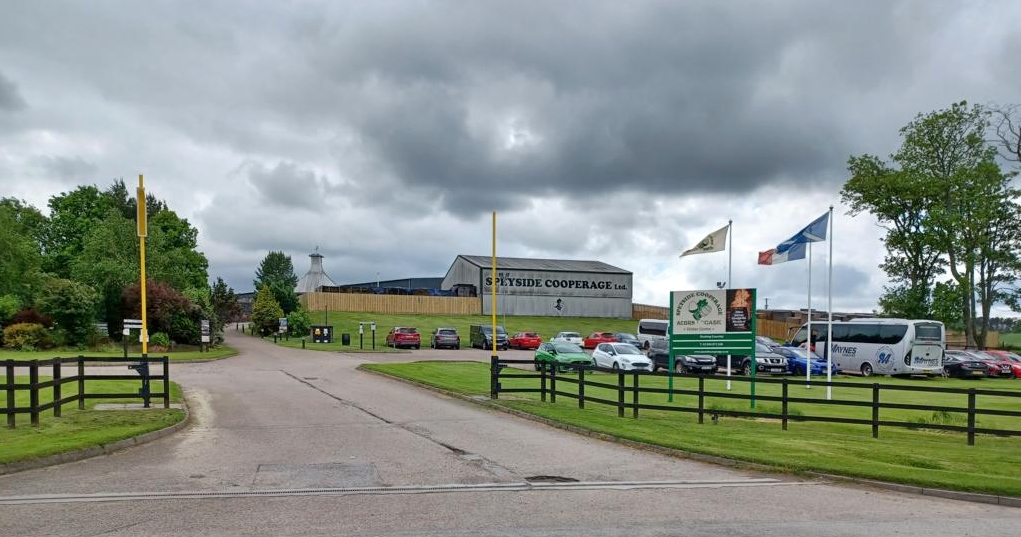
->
[244,161,330,209]
[32,155,98,181]
[0,71,26,112]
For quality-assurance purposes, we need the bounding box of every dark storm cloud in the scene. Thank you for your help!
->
[244,161,330,209]
[32,155,98,182]
[0,71,26,112]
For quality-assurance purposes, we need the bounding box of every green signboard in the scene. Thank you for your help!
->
[669,288,756,357]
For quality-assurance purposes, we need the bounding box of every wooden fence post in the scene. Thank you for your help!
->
[489,356,499,400]
[53,359,62,417]
[29,361,39,426]
[578,367,585,409]
[78,356,85,410]
[781,378,789,431]
[697,376,705,424]
[967,388,976,446]
[549,367,557,404]
[872,383,880,439]
[162,356,170,409]
[617,371,625,418]
[5,360,14,428]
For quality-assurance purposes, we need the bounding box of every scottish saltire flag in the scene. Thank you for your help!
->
[680,223,729,257]
[775,211,829,254]
[757,242,807,265]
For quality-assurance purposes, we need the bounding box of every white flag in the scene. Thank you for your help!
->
[680,224,729,257]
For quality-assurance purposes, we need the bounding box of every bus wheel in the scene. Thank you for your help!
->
[860,363,873,377]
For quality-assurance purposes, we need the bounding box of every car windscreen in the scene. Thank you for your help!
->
[437,329,456,335]
[398,327,417,333]
[615,344,642,355]
[553,342,584,353]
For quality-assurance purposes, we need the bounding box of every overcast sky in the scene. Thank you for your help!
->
[2,1,1019,314]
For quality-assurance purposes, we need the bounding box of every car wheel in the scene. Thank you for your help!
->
[612,362,620,372]
[643,341,650,350]
[742,362,752,376]
[415,344,420,350]
[455,344,460,350]
[675,363,684,374]
[534,360,543,372]
[860,363,873,377]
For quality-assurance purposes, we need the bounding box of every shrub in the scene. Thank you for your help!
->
[287,305,312,337]
[150,331,171,348]
[2,323,51,351]
[9,308,54,328]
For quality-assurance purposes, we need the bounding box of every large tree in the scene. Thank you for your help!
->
[842,101,1021,347]
[254,251,299,314]
[0,199,45,301]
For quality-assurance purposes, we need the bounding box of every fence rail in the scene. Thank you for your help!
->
[489,358,1021,446]
[2,356,170,428]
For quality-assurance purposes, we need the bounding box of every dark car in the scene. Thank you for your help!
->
[470,324,509,350]
[614,332,641,348]
[430,327,460,349]
[716,342,788,375]
[943,350,988,378]
[647,339,718,374]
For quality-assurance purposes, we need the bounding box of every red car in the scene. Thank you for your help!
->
[386,327,421,349]
[508,331,543,350]
[970,350,1015,378]
[980,350,1021,378]
[582,331,618,349]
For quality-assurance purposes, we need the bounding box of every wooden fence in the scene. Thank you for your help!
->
[2,356,170,428]
[301,292,481,315]
[490,358,1021,446]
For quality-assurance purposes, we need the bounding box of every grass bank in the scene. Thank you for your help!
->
[0,345,237,362]
[1,378,185,464]
[362,361,1021,497]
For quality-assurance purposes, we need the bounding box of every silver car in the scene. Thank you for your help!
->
[551,331,584,346]
[592,342,653,371]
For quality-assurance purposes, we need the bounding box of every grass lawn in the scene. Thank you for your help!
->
[363,361,1021,497]
[0,378,185,464]
[1000,332,1021,349]
[0,345,237,362]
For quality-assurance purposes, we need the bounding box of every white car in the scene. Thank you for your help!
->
[551,331,583,346]
[592,342,652,372]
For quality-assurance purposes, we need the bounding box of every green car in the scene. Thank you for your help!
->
[534,341,594,372]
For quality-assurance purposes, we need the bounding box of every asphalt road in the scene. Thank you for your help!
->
[0,333,1017,536]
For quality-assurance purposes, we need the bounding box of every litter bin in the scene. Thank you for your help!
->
[341,333,351,345]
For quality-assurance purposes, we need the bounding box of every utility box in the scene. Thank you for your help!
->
[311,325,333,343]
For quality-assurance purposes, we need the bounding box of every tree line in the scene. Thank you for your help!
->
[842,101,1021,347]
[0,180,241,350]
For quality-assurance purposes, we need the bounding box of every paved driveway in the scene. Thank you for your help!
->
[0,332,1017,536]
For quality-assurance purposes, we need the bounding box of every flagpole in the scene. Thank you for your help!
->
[806,242,812,388]
[826,206,834,400]
[727,219,732,391]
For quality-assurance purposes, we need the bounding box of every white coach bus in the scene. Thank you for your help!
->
[787,318,945,377]
[636,318,669,349]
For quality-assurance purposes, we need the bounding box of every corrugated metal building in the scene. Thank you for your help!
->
[441,255,633,318]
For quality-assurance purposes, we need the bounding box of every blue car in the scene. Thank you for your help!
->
[775,347,839,376]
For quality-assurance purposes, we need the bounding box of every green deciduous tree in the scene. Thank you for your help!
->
[0,199,45,301]
[34,276,100,346]
[250,285,284,336]
[254,251,299,314]
[842,101,1021,347]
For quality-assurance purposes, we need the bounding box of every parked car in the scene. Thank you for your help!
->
[981,350,1021,378]
[717,342,788,375]
[614,332,641,348]
[386,327,421,349]
[756,335,781,349]
[592,342,652,372]
[470,324,509,350]
[774,346,839,376]
[942,350,988,378]
[969,350,1014,378]
[509,331,543,350]
[533,341,593,372]
[430,327,460,349]
[583,331,618,349]
[551,331,584,346]
[646,339,718,374]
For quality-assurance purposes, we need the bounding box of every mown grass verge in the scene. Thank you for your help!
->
[0,345,237,362]
[0,378,185,464]
[362,361,1021,497]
